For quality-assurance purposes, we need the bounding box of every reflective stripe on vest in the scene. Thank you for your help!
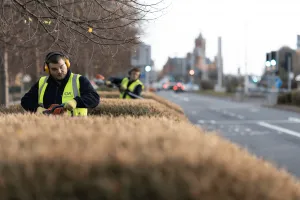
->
[38,73,88,116]
[119,77,144,99]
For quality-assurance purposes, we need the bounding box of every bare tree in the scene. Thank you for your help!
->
[7,0,163,50]
[0,0,165,106]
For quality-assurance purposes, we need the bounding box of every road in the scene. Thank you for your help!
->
[158,90,300,178]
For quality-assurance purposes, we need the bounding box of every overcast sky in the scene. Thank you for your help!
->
[140,0,300,76]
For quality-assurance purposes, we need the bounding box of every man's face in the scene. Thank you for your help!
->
[48,58,68,80]
[130,71,140,81]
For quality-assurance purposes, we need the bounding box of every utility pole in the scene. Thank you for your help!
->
[286,52,292,92]
[243,21,248,95]
[217,37,223,88]
[214,37,225,92]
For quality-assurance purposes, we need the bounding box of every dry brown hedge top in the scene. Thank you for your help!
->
[98,91,184,114]
[0,104,25,114]
[98,91,120,98]
[143,92,184,114]
[0,99,186,121]
[0,114,299,200]
[90,98,186,121]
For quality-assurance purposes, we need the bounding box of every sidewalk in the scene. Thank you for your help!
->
[195,90,300,113]
[264,104,300,114]
[195,91,266,106]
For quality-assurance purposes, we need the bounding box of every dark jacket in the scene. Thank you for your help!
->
[109,77,143,99]
[21,70,100,112]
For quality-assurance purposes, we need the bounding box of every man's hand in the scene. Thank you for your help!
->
[36,106,46,114]
[64,99,77,111]
[120,85,126,93]
[105,80,112,85]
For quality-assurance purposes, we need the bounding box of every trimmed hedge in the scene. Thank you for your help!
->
[98,91,184,115]
[90,98,186,121]
[0,115,298,199]
[277,91,300,106]
[0,104,25,114]
[291,90,300,106]
[277,93,292,104]
[1,99,187,121]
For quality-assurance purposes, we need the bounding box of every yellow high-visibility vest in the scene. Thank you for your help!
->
[119,77,144,99]
[38,73,88,116]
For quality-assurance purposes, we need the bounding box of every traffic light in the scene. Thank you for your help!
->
[270,51,277,67]
[265,51,277,71]
[265,53,271,67]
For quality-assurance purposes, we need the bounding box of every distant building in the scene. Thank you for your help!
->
[277,46,297,84]
[160,57,187,82]
[130,42,152,83]
[158,33,219,84]
[192,33,219,83]
[131,42,152,67]
[193,33,208,80]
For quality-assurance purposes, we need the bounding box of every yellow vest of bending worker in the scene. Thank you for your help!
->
[38,73,88,116]
[119,77,144,99]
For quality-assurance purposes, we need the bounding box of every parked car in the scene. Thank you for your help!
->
[183,83,200,92]
[173,82,185,93]
[162,82,176,90]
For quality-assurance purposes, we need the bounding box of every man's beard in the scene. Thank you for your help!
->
[56,73,65,80]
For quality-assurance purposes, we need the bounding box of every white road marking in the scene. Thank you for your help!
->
[250,108,259,112]
[183,97,189,102]
[237,115,245,120]
[223,111,229,115]
[228,113,236,117]
[220,110,244,119]
[196,120,300,125]
[209,107,220,112]
[249,131,269,135]
[257,121,300,139]
[288,117,300,123]
[198,120,205,124]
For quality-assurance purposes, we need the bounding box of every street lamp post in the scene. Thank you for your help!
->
[145,65,152,91]
[285,52,293,92]
[265,51,279,106]
[270,54,277,91]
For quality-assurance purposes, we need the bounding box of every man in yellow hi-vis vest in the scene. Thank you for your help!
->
[21,51,100,116]
[106,67,144,99]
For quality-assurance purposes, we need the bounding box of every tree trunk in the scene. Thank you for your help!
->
[35,47,41,83]
[0,45,9,106]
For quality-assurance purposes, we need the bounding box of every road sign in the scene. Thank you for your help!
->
[275,76,282,89]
